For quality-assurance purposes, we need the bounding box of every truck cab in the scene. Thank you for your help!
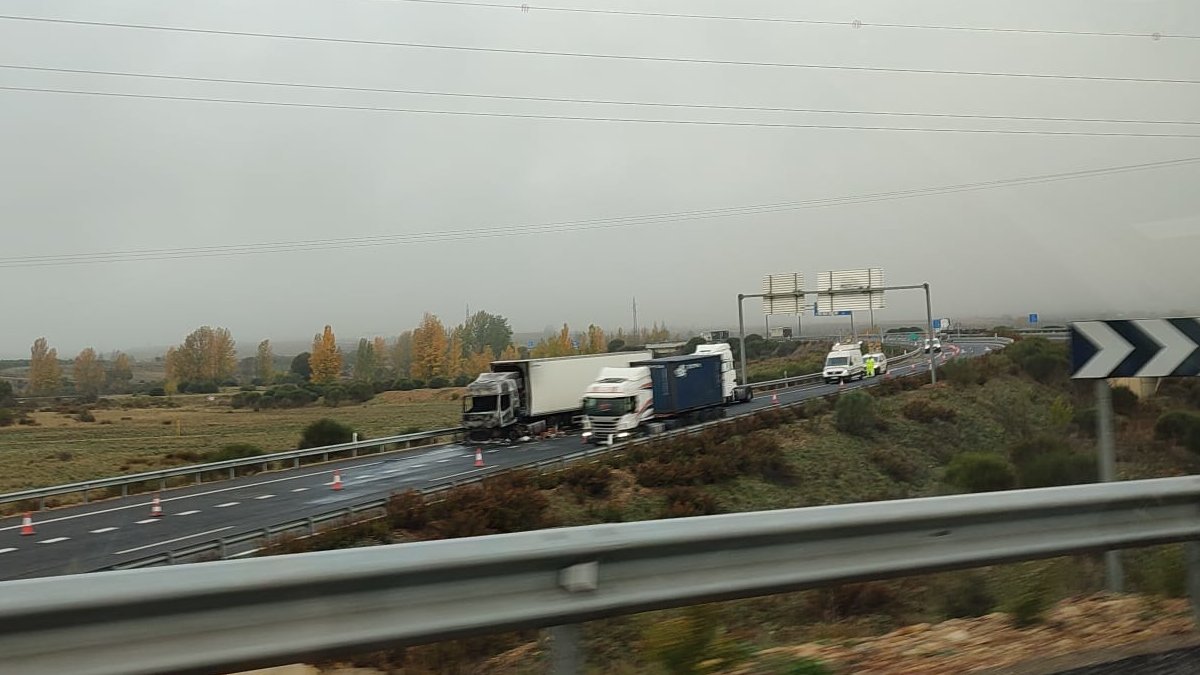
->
[693,342,753,403]
[823,341,865,384]
[580,367,653,445]
[461,372,521,439]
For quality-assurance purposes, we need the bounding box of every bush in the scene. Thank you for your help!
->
[0,409,14,427]
[75,409,96,423]
[868,447,922,483]
[660,486,719,518]
[805,582,898,621]
[996,563,1055,627]
[453,375,470,387]
[1016,449,1095,488]
[410,378,426,390]
[641,606,720,675]
[428,377,449,389]
[205,443,265,462]
[298,418,358,449]
[935,571,997,619]
[346,381,375,404]
[178,380,220,394]
[834,391,877,436]
[322,385,346,407]
[394,379,415,391]
[148,387,166,397]
[1155,411,1200,453]
[1073,407,1098,437]
[944,453,1016,493]
[1110,385,1139,415]
[230,391,262,409]
[561,464,613,499]
[901,399,957,423]
[387,490,429,531]
[940,358,986,387]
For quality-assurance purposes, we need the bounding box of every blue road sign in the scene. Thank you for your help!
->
[571,338,579,349]
[526,340,535,349]
[933,319,943,330]
[1029,313,1039,324]
[836,311,852,316]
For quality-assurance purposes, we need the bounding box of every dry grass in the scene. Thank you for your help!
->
[0,389,463,495]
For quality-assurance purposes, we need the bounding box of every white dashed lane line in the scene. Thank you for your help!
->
[436,459,452,463]
[0,547,17,554]
[254,494,275,500]
[291,488,309,493]
[358,475,374,479]
[113,526,234,556]
[410,464,426,468]
[37,537,69,544]
[175,510,200,516]
[90,527,118,534]
[215,502,239,508]
[136,518,160,525]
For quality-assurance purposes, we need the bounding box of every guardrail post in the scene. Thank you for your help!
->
[1187,542,1200,623]
[195,473,202,485]
[82,489,89,504]
[307,517,316,535]
[322,452,329,462]
[548,624,583,675]
[38,496,45,511]
[121,485,127,498]
[1095,380,1125,592]
[217,539,227,559]
[159,478,166,491]
[229,467,235,480]
[294,457,300,469]
[166,550,176,565]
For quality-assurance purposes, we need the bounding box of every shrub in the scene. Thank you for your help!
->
[178,380,220,394]
[428,377,449,389]
[834,391,877,436]
[1155,410,1200,450]
[298,418,358,449]
[322,385,346,407]
[387,490,429,531]
[805,582,898,621]
[346,381,375,403]
[1131,545,1187,598]
[944,453,1016,493]
[205,443,265,462]
[453,374,470,387]
[935,571,997,619]
[1073,407,1098,437]
[996,563,1055,627]
[901,399,957,423]
[230,391,262,409]
[0,409,14,427]
[394,379,415,391]
[561,464,613,499]
[148,387,166,397]
[1016,450,1095,488]
[641,606,720,675]
[239,385,257,392]
[940,358,986,387]
[1110,385,1139,415]
[868,447,922,483]
[660,486,719,518]
[75,409,96,423]
[410,378,426,390]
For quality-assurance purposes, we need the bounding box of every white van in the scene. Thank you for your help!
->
[865,352,888,376]
[823,342,865,384]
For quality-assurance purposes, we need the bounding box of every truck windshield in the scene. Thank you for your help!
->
[584,397,633,416]
[466,395,498,413]
[825,356,849,367]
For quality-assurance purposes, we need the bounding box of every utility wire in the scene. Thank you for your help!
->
[1,14,1197,85]
[3,156,1197,269]
[5,63,1198,127]
[396,0,1199,40]
[5,85,1200,138]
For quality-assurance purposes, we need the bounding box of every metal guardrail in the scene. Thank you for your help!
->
[5,475,1199,675]
[0,427,463,509]
[748,347,921,392]
[106,346,940,571]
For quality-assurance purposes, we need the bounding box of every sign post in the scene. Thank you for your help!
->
[1069,317,1200,592]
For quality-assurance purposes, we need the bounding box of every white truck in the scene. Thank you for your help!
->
[580,343,752,444]
[822,341,866,384]
[461,351,652,442]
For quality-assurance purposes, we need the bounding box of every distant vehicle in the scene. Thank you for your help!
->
[823,341,865,384]
[462,351,651,442]
[864,352,888,376]
[933,338,943,353]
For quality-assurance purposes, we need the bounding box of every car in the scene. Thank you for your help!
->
[932,339,943,353]
[923,339,931,354]
[865,352,888,375]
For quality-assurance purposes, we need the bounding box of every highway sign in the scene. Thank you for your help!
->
[1070,318,1200,379]
[1029,313,1039,324]
[816,268,884,314]
[909,332,919,342]
[835,311,852,316]
[933,319,943,330]
[761,273,804,315]
[571,338,579,350]
[527,340,535,349]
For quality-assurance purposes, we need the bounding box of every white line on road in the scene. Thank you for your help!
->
[436,459,452,463]
[290,488,309,493]
[254,494,275,500]
[214,502,239,508]
[410,464,426,468]
[357,475,373,479]
[37,537,69,544]
[175,510,200,516]
[0,460,390,533]
[228,547,260,559]
[430,468,486,482]
[113,526,235,556]
[90,527,118,534]
[136,518,160,524]
[0,547,16,554]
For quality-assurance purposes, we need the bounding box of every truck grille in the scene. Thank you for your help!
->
[589,419,622,432]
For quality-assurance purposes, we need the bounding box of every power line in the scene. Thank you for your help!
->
[3,156,1197,269]
[6,85,1200,138]
[396,0,1200,41]
[1,14,1197,85]
[6,63,1199,127]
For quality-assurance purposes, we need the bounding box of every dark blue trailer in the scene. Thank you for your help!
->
[631,353,727,427]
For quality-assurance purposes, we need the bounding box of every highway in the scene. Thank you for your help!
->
[0,342,988,581]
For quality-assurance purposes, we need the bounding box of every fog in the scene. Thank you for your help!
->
[1,0,1198,357]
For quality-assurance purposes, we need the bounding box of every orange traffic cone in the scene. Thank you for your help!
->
[331,469,343,491]
[19,512,34,536]
[474,448,485,468]
[150,494,163,518]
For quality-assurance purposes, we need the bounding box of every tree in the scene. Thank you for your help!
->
[72,347,105,397]
[500,344,520,360]
[447,327,466,379]
[352,338,376,382]
[29,337,61,396]
[462,311,514,358]
[107,352,133,392]
[165,326,237,385]
[309,325,342,384]
[290,352,313,382]
[410,313,448,381]
[607,338,626,353]
[557,323,573,355]
[586,324,606,354]
[391,331,414,380]
[0,379,14,406]
[372,336,390,376]
[255,340,274,383]
[465,349,493,378]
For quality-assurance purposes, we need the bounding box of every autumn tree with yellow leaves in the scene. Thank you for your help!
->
[255,340,274,383]
[410,313,448,381]
[73,347,105,397]
[107,352,133,392]
[165,326,237,387]
[28,337,61,396]
[309,325,343,384]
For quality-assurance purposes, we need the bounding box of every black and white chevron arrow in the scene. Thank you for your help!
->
[1070,318,1200,379]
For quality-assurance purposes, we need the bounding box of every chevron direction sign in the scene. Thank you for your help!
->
[1070,318,1200,379]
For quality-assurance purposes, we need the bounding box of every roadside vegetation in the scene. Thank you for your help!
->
[257,338,1200,674]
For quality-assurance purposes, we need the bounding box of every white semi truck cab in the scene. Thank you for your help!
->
[579,367,654,444]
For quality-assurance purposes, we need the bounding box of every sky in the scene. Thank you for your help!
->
[1,0,1199,358]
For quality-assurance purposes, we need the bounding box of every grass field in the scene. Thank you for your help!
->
[0,389,463,495]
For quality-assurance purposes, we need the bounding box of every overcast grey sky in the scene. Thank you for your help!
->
[1,0,1198,357]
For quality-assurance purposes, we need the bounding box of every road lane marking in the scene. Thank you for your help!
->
[90,527,118,534]
[436,459,452,463]
[136,518,160,524]
[290,488,309,493]
[358,474,374,479]
[175,510,200,516]
[0,460,391,533]
[113,526,234,556]
[37,537,69,544]
[430,468,486,482]
[410,464,426,468]
[0,547,16,554]
[254,494,275,500]
[228,548,260,559]
[214,502,239,508]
